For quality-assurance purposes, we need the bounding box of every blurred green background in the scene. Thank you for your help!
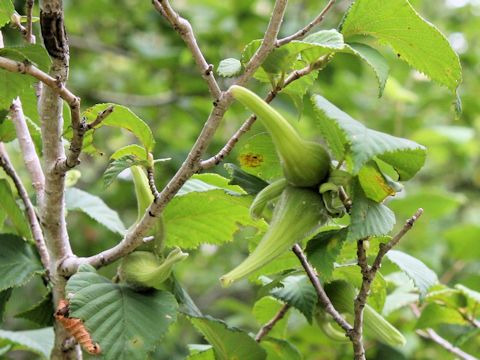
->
[2,0,479,358]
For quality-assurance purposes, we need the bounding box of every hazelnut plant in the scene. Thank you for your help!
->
[0,0,477,360]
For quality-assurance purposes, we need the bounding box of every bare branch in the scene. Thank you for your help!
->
[292,244,353,334]
[26,0,35,43]
[411,305,477,360]
[277,0,337,46]
[0,143,50,271]
[255,303,290,342]
[147,167,160,200]
[9,98,45,195]
[152,0,221,100]
[86,104,114,130]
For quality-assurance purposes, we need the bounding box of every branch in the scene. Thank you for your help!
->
[277,0,337,46]
[351,209,424,360]
[9,98,45,195]
[60,0,290,274]
[26,0,35,44]
[255,303,290,342]
[147,167,160,200]
[292,244,353,334]
[152,0,221,100]
[411,305,477,360]
[86,104,114,130]
[0,143,50,271]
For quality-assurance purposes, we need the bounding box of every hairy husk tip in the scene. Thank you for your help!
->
[324,281,406,346]
[220,186,329,287]
[119,248,188,289]
[230,85,330,187]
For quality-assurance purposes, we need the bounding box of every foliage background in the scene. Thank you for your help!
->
[1,0,479,359]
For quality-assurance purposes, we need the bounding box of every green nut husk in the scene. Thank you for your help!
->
[249,178,288,220]
[324,280,406,346]
[230,85,330,187]
[130,165,165,254]
[118,248,188,290]
[220,186,329,287]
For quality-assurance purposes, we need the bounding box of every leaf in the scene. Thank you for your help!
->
[66,265,178,360]
[340,0,462,91]
[237,133,282,182]
[0,328,54,360]
[15,292,53,326]
[0,45,52,72]
[0,288,12,320]
[163,189,258,249]
[270,275,317,323]
[347,181,396,241]
[103,155,149,188]
[358,161,396,202]
[110,144,150,161]
[224,163,269,195]
[300,29,346,62]
[188,173,245,195]
[455,284,480,304]
[0,234,42,291]
[217,58,242,77]
[0,1,14,27]
[0,180,31,240]
[386,250,438,298]
[261,338,302,360]
[342,42,389,97]
[253,297,289,339]
[65,187,126,235]
[312,94,426,177]
[416,303,466,329]
[0,118,16,142]
[80,103,155,155]
[0,70,33,109]
[189,315,266,360]
[187,347,215,360]
[305,228,348,281]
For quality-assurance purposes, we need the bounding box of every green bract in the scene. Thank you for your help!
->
[220,186,328,286]
[230,85,330,187]
[249,178,287,220]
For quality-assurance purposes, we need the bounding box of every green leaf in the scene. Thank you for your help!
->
[305,228,348,281]
[358,161,396,202]
[416,303,466,329]
[340,0,462,91]
[0,118,16,142]
[0,45,52,72]
[0,328,54,360]
[110,144,150,161]
[80,103,155,155]
[217,58,242,77]
[348,181,396,241]
[0,288,12,320]
[164,189,258,249]
[238,133,282,182]
[444,224,480,261]
[0,179,31,240]
[0,70,33,109]
[103,155,149,188]
[261,338,302,360]
[0,234,42,291]
[342,42,389,97]
[253,297,289,339]
[455,284,480,305]
[15,292,53,326]
[189,316,266,360]
[177,174,244,196]
[386,250,438,298]
[66,265,178,360]
[224,163,269,195]
[270,275,317,323]
[0,1,14,27]
[187,347,215,360]
[312,94,426,177]
[65,187,126,235]
[300,29,346,62]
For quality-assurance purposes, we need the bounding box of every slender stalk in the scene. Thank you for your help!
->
[255,304,291,342]
[0,144,50,271]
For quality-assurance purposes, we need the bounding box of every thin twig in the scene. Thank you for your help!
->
[26,0,35,44]
[255,303,291,342]
[86,104,114,130]
[411,305,478,360]
[277,0,337,46]
[0,143,50,270]
[152,0,221,100]
[292,244,353,334]
[9,98,45,196]
[147,167,160,200]
[60,0,289,274]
